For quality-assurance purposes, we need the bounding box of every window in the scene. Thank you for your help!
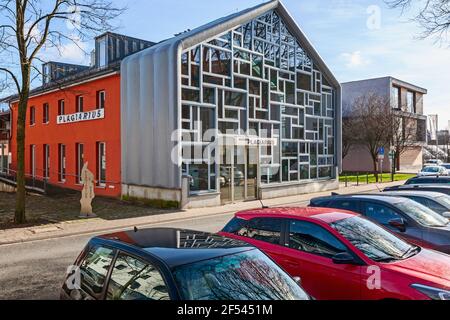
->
[76,143,84,184]
[391,86,401,109]
[97,142,106,186]
[58,144,66,182]
[331,216,415,262]
[43,103,49,123]
[331,199,360,213]
[97,36,107,67]
[362,202,402,226]
[407,91,415,113]
[29,145,35,177]
[76,96,84,113]
[79,246,115,298]
[288,220,347,258]
[245,218,283,245]
[106,253,169,300]
[411,197,446,214]
[172,249,308,300]
[97,91,106,109]
[58,100,65,116]
[43,144,50,179]
[29,106,35,125]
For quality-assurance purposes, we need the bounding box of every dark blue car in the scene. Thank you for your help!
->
[310,194,450,254]
[60,228,309,301]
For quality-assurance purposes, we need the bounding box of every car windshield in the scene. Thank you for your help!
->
[172,249,309,300]
[436,195,450,208]
[394,199,449,227]
[422,167,440,173]
[330,216,417,262]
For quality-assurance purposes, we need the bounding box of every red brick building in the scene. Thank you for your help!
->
[5,32,154,197]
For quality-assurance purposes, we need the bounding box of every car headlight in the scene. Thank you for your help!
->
[411,284,450,300]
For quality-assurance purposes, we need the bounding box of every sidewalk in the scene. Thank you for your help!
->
[0,180,403,246]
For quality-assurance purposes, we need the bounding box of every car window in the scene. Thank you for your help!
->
[362,202,402,225]
[412,197,447,214]
[245,218,283,245]
[79,246,115,298]
[106,253,170,300]
[288,220,347,258]
[331,199,360,213]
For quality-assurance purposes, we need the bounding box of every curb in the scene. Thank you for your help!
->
[0,182,402,246]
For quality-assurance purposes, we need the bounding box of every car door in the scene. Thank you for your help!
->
[276,220,362,300]
[62,245,116,300]
[105,252,171,300]
[361,201,426,247]
[229,217,287,264]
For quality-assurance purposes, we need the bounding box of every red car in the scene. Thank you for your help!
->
[219,207,450,300]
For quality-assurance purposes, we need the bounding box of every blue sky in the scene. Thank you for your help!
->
[4,0,450,129]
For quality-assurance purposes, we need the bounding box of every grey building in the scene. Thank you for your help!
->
[342,76,427,173]
[120,0,342,208]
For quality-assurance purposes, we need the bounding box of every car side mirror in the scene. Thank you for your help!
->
[332,252,358,265]
[388,218,406,232]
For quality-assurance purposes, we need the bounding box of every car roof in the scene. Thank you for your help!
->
[97,228,255,268]
[409,176,450,180]
[380,190,445,198]
[313,194,409,204]
[391,184,450,189]
[235,207,358,224]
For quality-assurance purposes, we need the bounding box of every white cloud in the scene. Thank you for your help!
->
[340,51,370,68]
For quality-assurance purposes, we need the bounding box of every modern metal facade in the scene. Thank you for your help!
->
[121,0,342,207]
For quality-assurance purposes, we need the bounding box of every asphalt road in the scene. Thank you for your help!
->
[0,212,235,300]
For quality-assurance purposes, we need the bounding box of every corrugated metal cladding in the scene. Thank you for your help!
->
[120,0,342,190]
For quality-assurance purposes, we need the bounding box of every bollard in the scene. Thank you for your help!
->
[356,172,359,186]
[366,172,369,184]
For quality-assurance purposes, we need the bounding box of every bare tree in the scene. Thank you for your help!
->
[0,0,125,224]
[350,93,393,181]
[342,105,359,160]
[390,110,426,172]
[385,0,450,43]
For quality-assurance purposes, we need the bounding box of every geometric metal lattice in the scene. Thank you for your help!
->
[180,10,336,193]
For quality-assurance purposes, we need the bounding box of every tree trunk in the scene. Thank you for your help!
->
[372,157,379,183]
[14,67,30,224]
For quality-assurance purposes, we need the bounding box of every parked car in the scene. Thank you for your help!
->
[220,208,450,300]
[405,176,450,185]
[378,191,450,218]
[417,166,447,177]
[384,184,450,196]
[309,195,450,254]
[441,163,450,175]
[424,159,443,166]
[60,228,310,301]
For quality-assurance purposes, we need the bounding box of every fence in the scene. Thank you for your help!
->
[341,172,395,188]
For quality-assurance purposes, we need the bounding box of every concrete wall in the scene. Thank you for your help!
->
[344,144,423,173]
[121,184,182,203]
[260,178,339,199]
[343,145,391,173]
[342,77,390,112]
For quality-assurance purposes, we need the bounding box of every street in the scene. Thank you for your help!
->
[0,212,236,300]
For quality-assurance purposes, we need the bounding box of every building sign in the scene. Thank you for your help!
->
[57,109,104,125]
[235,136,278,147]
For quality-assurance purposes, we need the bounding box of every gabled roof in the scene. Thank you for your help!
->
[125,0,339,88]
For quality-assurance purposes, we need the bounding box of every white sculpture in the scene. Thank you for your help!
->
[79,162,96,218]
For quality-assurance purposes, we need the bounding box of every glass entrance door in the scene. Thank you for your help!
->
[220,144,258,204]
